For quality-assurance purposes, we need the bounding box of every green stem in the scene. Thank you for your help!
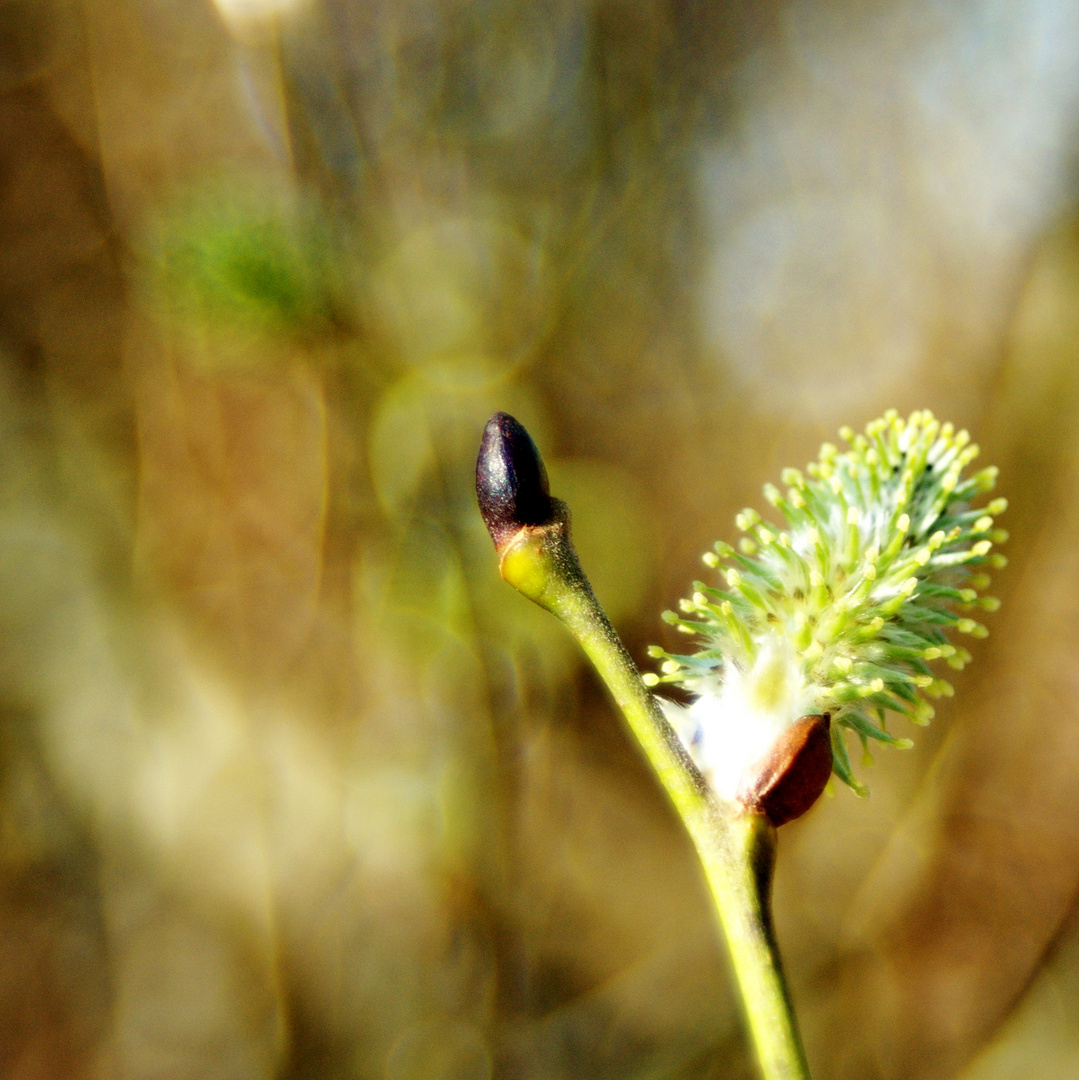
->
[505,522,810,1080]
[694,816,811,1080]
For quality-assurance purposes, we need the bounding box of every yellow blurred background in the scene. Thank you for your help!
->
[2,0,1079,1077]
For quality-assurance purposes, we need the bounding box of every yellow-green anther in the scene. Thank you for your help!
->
[881,513,911,561]
[844,505,860,564]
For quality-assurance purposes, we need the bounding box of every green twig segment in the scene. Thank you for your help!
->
[697,815,811,1080]
[498,518,811,1080]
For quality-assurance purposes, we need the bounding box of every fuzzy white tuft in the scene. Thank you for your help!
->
[663,637,815,801]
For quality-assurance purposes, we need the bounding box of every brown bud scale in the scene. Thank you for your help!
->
[737,714,832,826]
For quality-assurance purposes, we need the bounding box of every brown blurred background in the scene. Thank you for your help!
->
[1,0,1079,1077]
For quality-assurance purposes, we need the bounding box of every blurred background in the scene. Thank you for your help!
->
[2,0,1079,1077]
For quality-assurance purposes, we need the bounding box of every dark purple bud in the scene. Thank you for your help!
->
[476,413,554,549]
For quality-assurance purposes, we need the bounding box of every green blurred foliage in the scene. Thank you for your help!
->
[145,180,346,366]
